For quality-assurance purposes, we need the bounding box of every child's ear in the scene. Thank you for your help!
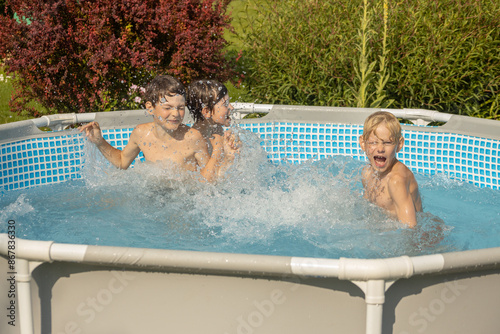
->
[359,136,366,151]
[397,137,404,152]
[145,102,154,115]
[201,107,212,120]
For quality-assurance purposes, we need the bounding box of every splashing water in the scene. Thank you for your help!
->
[0,194,34,222]
[0,130,498,259]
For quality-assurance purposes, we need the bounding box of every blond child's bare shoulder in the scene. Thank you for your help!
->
[386,162,419,197]
[392,161,415,178]
[387,161,411,180]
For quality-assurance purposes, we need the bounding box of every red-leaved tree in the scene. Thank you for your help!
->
[0,0,234,115]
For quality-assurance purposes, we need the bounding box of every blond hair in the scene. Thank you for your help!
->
[361,111,402,142]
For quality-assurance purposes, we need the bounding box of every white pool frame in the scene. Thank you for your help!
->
[1,105,500,334]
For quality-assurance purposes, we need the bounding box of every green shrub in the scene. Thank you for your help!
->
[386,0,500,119]
[241,0,500,118]
[241,0,361,106]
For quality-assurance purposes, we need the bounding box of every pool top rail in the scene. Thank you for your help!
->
[1,106,499,143]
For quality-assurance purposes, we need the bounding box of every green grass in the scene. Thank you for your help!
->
[0,67,29,124]
[0,65,39,124]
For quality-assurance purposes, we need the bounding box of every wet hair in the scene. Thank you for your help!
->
[143,75,186,107]
[186,79,228,123]
[362,111,402,142]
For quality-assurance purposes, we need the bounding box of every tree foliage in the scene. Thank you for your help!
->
[0,0,234,116]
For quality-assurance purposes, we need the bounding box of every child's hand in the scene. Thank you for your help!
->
[79,121,104,145]
[223,130,241,156]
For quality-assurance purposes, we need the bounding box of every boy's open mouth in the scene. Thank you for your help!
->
[374,155,386,167]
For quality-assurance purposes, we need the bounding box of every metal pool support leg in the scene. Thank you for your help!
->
[352,279,395,334]
[17,258,34,334]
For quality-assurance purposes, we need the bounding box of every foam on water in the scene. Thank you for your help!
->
[0,194,34,222]
[1,129,498,259]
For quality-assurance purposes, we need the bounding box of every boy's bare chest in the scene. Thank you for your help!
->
[139,137,196,166]
[364,177,395,212]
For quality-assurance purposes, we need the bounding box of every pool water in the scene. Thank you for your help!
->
[1,130,499,259]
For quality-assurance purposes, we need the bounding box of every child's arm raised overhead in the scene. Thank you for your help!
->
[79,121,140,169]
[388,175,417,228]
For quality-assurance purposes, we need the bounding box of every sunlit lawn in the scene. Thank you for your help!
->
[0,69,49,124]
[0,68,29,124]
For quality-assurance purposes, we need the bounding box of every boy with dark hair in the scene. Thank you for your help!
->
[79,75,223,182]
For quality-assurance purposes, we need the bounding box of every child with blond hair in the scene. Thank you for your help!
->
[359,111,422,227]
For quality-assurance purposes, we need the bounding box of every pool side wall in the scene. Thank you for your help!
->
[1,251,500,334]
[1,107,499,191]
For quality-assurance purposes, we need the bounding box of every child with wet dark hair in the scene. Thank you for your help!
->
[187,79,230,125]
[187,79,240,177]
[79,75,223,182]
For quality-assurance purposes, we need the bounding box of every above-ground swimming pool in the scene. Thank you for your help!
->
[1,105,500,334]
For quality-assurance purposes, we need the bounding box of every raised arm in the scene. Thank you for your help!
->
[79,122,140,169]
[388,175,418,228]
[217,130,240,178]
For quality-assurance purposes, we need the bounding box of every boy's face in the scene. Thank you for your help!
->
[210,94,233,127]
[359,123,403,175]
[147,94,186,131]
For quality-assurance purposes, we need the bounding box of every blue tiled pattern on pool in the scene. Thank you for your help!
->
[1,122,499,191]
[1,135,83,191]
